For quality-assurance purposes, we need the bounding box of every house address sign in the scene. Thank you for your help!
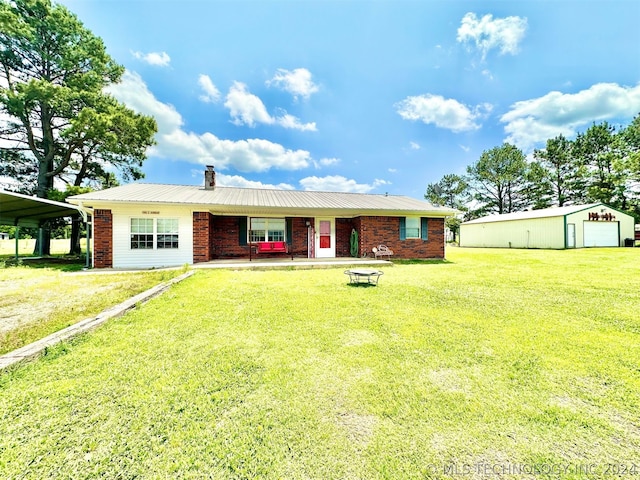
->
[588,212,616,221]
[141,211,160,215]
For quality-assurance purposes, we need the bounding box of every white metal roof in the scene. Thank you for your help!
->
[462,203,608,225]
[0,190,83,228]
[67,183,457,217]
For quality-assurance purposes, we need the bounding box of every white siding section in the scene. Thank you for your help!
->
[111,205,193,268]
[565,205,633,247]
[460,217,565,248]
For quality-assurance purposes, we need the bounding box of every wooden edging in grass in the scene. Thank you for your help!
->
[0,270,195,372]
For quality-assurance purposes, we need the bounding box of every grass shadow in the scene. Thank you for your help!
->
[1,256,86,272]
[391,258,453,265]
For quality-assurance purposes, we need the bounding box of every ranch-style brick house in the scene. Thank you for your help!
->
[68,167,456,269]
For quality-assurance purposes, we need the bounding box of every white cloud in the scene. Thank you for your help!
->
[106,71,311,173]
[457,13,527,59]
[373,179,391,187]
[313,157,340,169]
[224,82,317,131]
[500,82,640,151]
[396,94,492,132]
[388,168,397,173]
[189,169,295,189]
[132,51,171,67]
[409,141,421,150]
[481,69,493,80]
[459,144,471,152]
[106,71,183,133]
[277,113,317,132]
[225,81,273,127]
[198,74,221,103]
[299,175,386,193]
[216,174,295,190]
[267,68,319,100]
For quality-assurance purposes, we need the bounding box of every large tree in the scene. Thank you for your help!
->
[466,143,528,216]
[0,0,156,253]
[532,134,585,207]
[425,174,470,241]
[573,121,629,210]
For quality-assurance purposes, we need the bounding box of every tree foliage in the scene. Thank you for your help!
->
[429,115,640,223]
[466,143,528,216]
[0,0,157,253]
[532,134,585,207]
[425,174,469,241]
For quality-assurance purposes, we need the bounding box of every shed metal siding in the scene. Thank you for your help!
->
[565,205,634,247]
[460,217,564,248]
[461,204,635,249]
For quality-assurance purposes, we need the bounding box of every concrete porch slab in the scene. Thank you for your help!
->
[192,257,392,269]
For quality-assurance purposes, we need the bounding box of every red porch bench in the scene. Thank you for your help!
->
[255,241,289,254]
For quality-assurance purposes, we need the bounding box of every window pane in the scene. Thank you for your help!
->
[250,230,265,242]
[131,234,154,249]
[157,218,178,233]
[268,219,285,230]
[268,230,284,241]
[131,218,153,233]
[157,234,179,249]
[405,217,420,238]
[250,218,285,243]
[319,220,331,235]
[250,218,266,230]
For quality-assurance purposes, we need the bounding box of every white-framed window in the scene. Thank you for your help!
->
[130,218,179,249]
[400,217,427,241]
[130,218,154,249]
[250,218,285,242]
[157,218,179,249]
[405,217,421,239]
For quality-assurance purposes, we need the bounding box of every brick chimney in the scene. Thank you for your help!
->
[204,165,216,190]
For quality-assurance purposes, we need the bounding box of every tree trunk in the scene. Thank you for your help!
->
[69,215,82,254]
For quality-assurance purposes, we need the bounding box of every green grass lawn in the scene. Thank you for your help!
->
[0,238,87,257]
[0,267,181,355]
[1,248,639,479]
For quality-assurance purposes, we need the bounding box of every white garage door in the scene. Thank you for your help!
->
[583,221,619,247]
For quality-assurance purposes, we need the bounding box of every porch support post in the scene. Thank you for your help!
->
[85,217,91,269]
[14,225,19,261]
[37,226,44,256]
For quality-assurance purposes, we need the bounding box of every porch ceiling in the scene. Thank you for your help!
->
[204,205,452,218]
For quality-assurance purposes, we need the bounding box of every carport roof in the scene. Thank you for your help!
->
[0,190,83,228]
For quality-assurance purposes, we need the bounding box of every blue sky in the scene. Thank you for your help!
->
[60,0,640,199]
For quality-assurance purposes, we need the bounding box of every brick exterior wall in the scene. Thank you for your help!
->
[358,216,445,259]
[289,217,313,257]
[211,216,248,258]
[193,214,445,261]
[93,209,113,268]
[193,212,213,263]
[210,216,316,259]
[336,218,357,257]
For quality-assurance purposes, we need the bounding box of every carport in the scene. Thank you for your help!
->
[0,190,92,266]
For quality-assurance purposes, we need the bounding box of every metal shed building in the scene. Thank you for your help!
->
[460,203,635,249]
